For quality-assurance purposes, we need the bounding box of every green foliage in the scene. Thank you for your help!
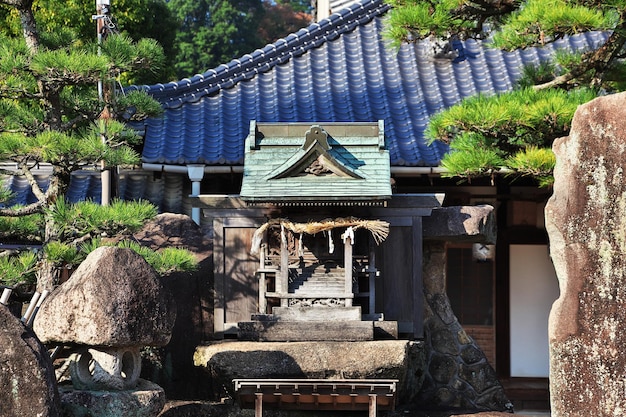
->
[516,61,560,88]
[43,241,81,266]
[81,239,198,274]
[0,178,16,206]
[0,251,38,286]
[384,0,469,46]
[0,211,43,242]
[48,199,158,241]
[491,0,613,50]
[429,87,596,181]
[429,88,596,149]
[506,146,556,187]
[166,0,266,78]
[30,50,108,82]
[115,90,164,121]
[385,0,626,184]
[439,132,505,179]
[1,0,178,83]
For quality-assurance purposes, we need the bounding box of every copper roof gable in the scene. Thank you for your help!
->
[240,121,391,204]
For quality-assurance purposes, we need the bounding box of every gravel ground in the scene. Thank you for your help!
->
[158,401,548,417]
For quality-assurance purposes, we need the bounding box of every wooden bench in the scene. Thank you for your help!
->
[233,378,398,417]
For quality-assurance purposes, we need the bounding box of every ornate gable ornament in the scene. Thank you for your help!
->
[240,121,391,206]
[268,125,364,180]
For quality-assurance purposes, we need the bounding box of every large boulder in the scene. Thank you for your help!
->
[33,246,176,347]
[0,304,61,417]
[546,92,626,415]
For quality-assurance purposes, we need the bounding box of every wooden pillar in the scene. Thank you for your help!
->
[279,224,289,307]
[255,393,263,417]
[344,228,353,307]
[258,244,267,314]
[368,394,377,417]
[412,216,424,339]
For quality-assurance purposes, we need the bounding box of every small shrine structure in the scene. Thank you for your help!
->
[198,121,443,341]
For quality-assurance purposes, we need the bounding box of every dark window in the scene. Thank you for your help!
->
[446,245,494,326]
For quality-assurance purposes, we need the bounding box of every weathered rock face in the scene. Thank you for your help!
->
[546,92,626,415]
[417,241,511,413]
[33,246,176,347]
[59,379,166,417]
[0,305,61,417]
[423,205,497,244]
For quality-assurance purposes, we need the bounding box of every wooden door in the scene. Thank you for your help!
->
[214,218,261,336]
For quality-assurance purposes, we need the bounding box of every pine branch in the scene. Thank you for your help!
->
[17,160,47,201]
[0,201,43,217]
[0,87,42,100]
[533,20,626,90]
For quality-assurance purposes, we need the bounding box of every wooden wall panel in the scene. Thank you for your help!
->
[223,227,259,325]
[377,226,413,325]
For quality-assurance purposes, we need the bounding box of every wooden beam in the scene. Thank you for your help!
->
[280,225,289,307]
[368,235,376,316]
[255,393,263,417]
[369,394,377,417]
[412,216,424,339]
[344,231,353,307]
[213,218,225,336]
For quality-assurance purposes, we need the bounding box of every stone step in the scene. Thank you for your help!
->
[291,276,345,284]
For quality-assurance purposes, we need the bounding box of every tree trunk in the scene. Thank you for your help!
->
[7,0,40,52]
[36,260,58,293]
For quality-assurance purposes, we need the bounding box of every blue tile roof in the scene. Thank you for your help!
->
[131,0,608,168]
[3,0,609,207]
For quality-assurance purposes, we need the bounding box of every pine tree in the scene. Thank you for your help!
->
[0,0,174,290]
[385,0,626,185]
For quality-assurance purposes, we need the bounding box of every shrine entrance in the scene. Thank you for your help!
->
[253,218,387,322]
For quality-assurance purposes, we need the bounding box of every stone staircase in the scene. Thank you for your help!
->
[288,263,350,297]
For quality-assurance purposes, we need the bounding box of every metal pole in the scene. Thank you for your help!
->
[95,0,111,205]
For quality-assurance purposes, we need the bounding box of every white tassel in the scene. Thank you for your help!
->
[342,226,355,245]
[298,233,304,257]
[328,229,334,254]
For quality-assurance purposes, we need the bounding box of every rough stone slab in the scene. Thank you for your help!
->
[193,340,426,403]
[33,247,176,347]
[238,320,373,341]
[423,205,496,243]
[271,306,361,321]
[546,91,626,415]
[0,305,61,417]
[60,379,165,417]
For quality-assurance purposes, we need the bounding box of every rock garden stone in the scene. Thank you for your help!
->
[33,246,176,348]
[0,304,61,417]
[546,91,626,415]
[59,379,165,417]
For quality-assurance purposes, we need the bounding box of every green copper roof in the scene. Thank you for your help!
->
[240,121,391,205]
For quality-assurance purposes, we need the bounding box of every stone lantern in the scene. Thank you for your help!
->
[33,246,176,416]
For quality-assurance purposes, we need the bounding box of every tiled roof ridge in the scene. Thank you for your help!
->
[131,0,390,108]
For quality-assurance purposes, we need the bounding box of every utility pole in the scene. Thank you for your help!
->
[94,0,112,205]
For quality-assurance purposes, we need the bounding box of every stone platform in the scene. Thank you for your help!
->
[238,319,398,341]
[193,340,426,404]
